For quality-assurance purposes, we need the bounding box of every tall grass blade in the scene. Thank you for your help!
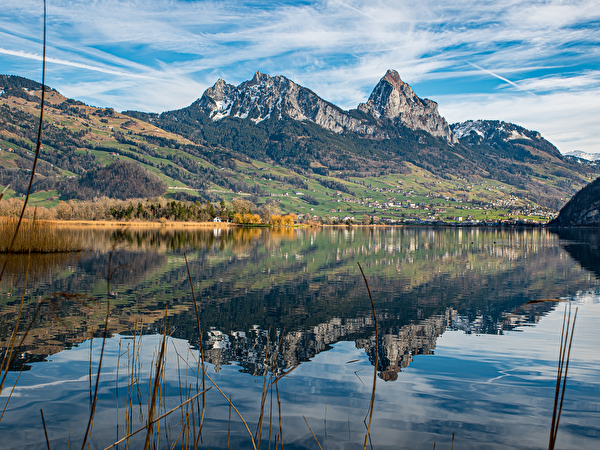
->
[184,253,207,448]
[143,307,168,450]
[0,184,9,202]
[0,209,35,414]
[303,416,323,450]
[228,395,232,450]
[202,370,258,450]
[0,0,47,283]
[357,262,378,450]
[102,388,211,450]
[41,408,51,450]
[80,248,116,450]
[548,304,578,450]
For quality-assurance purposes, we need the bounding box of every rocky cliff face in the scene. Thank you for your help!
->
[194,69,457,143]
[195,71,378,135]
[358,70,458,144]
[549,177,600,227]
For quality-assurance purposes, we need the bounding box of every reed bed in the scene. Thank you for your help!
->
[0,217,86,253]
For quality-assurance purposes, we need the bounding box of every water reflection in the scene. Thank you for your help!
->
[1,226,600,449]
[1,227,596,377]
[552,228,600,279]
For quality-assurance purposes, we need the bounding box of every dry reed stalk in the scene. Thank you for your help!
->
[116,341,122,439]
[548,303,578,450]
[184,253,207,448]
[80,245,117,450]
[502,299,567,324]
[154,328,170,450]
[0,218,86,253]
[303,416,323,450]
[268,381,274,450]
[41,408,51,450]
[0,0,47,283]
[143,307,169,450]
[125,320,139,450]
[254,336,270,447]
[357,262,378,450]
[228,395,232,450]
[0,231,32,398]
[276,377,284,450]
[268,327,287,450]
[0,365,25,421]
[202,369,258,450]
[0,185,9,202]
[102,388,211,450]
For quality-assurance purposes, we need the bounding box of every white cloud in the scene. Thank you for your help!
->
[1,0,599,151]
[0,47,150,78]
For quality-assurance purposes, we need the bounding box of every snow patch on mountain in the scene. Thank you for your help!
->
[506,129,531,141]
[451,120,538,143]
[452,120,486,139]
[564,150,600,162]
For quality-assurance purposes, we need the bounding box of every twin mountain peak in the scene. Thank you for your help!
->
[193,69,458,144]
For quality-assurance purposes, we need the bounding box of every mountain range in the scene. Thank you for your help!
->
[1,70,599,221]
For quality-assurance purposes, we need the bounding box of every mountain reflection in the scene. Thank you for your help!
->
[552,228,600,279]
[1,226,595,377]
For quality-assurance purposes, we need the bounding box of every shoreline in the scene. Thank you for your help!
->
[31,219,240,228]
[1,217,552,228]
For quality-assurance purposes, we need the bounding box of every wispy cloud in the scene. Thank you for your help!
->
[1,0,599,152]
[0,47,150,78]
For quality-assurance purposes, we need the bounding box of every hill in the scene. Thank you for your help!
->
[548,177,600,227]
[1,72,599,223]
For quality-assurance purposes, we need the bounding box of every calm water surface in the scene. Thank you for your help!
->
[0,226,599,449]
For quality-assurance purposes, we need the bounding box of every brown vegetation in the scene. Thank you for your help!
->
[0,217,85,253]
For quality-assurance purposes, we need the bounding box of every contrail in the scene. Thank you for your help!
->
[468,62,535,96]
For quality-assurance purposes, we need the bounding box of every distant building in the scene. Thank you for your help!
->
[213,217,222,223]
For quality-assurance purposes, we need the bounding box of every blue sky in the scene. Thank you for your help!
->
[1,0,599,153]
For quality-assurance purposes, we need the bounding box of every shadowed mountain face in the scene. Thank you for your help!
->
[549,176,600,227]
[1,227,596,377]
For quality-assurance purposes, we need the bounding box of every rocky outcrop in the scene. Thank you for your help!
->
[358,69,458,144]
[196,71,378,135]
[195,69,457,143]
[452,119,548,144]
[549,177,600,227]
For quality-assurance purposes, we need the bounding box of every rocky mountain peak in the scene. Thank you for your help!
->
[251,71,271,84]
[192,69,459,143]
[194,72,379,134]
[358,70,458,144]
[381,69,415,97]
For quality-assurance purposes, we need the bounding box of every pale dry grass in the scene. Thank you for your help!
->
[0,217,85,253]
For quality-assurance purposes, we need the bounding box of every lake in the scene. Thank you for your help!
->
[0,226,599,449]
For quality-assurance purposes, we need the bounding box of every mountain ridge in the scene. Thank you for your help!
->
[1,72,599,221]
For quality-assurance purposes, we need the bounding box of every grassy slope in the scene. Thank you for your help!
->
[1,88,598,222]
